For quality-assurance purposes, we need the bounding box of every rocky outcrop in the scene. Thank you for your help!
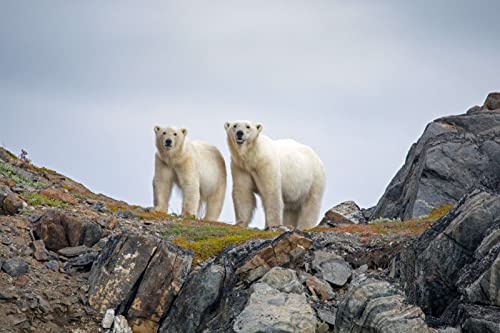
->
[160,231,312,333]
[371,94,500,220]
[398,189,500,330]
[88,233,193,333]
[320,201,366,226]
[335,276,434,333]
[33,209,103,251]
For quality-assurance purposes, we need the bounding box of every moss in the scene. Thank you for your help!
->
[308,216,435,237]
[0,163,44,188]
[166,221,278,264]
[23,192,68,208]
[24,163,58,175]
[105,201,131,213]
[134,210,171,220]
[427,204,453,221]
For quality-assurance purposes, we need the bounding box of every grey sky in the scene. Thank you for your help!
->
[1,1,499,228]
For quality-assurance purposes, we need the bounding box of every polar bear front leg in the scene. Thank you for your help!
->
[254,166,283,228]
[231,162,256,227]
[153,156,174,213]
[177,163,200,217]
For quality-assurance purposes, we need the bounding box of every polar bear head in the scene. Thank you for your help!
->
[154,126,188,152]
[224,121,263,146]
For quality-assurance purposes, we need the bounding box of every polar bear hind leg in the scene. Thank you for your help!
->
[296,180,324,230]
[204,184,226,221]
[283,208,299,228]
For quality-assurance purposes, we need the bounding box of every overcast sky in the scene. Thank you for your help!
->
[1,1,499,228]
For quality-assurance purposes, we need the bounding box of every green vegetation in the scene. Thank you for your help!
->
[165,220,279,264]
[309,203,454,238]
[0,163,44,188]
[23,192,68,208]
[427,203,453,221]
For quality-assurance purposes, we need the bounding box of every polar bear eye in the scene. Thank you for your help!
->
[246,125,250,129]
[163,132,166,135]
[233,125,237,129]
[174,133,177,136]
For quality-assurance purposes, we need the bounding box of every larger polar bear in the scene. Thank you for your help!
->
[225,120,325,230]
[153,125,226,220]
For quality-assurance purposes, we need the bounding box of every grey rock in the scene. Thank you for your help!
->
[45,260,59,271]
[233,283,317,333]
[334,276,434,333]
[313,250,352,287]
[459,304,500,333]
[312,302,337,325]
[438,328,460,333]
[483,92,500,111]
[1,258,29,277]
[112,315,132,333]
[399,190,500,317]
[63,252,99,272]
[102,309,115,329]
[371,97,500,220]
[320,200,366,226]
[259,267,304,294]
[57,245,94,257]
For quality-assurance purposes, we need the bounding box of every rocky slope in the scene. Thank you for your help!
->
[0,92,499,333]
[370,92,500,220]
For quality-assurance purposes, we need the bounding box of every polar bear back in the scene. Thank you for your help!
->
[274,139,324,205]
[190,141,227,197]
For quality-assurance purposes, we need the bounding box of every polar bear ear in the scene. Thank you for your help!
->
[154,125,161,133]
[224,122,231,130]
[181,128,188,136]
[256,123,263,133]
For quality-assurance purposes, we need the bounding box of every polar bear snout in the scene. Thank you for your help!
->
[236,130,245,144]
[165,139,173,147]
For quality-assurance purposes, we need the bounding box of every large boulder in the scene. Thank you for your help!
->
[371,94,500,220]
[334,276,434,333]
[33,209,103,251]
[320,201,366,226]
[233,282,317,333]
[88,233,193,333]
[398,190,500,329]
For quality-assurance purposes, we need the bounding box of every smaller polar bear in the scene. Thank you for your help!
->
[225,120,325,230]
[153,125,226,220]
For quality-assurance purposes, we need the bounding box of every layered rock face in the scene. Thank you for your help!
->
[88,233,193,333]
[371,94,500,220]
[398,189,500,331]
[335,276,433,333]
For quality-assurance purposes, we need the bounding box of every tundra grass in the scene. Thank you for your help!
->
[165,220,279,264]
[0,163,44,188]
[23,192,68,208]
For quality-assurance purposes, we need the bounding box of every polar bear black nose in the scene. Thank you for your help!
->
[165,139,172,146]
[236,130,244,138]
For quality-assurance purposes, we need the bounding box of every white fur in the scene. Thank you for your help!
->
[225,120,325,229]
[153,125,226,220]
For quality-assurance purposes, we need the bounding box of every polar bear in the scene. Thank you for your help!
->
[225,120,325,230]
[153,125,226,220]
